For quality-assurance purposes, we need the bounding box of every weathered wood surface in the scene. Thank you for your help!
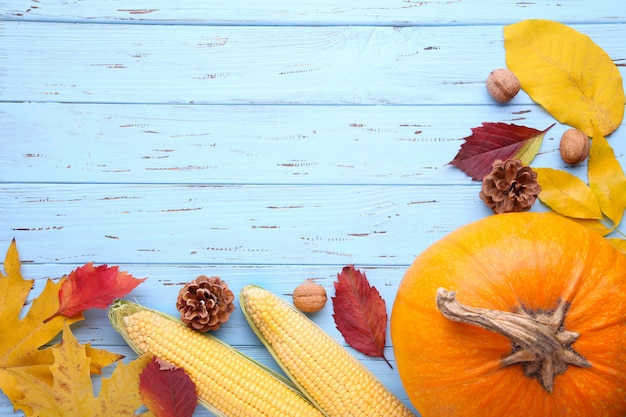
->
[2,103,571,184]
[1,1,625,416]
[3,0,625,25]
[2,22,625,105]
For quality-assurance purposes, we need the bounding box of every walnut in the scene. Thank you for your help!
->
[176,275,234,332]
[479,159,541,214]
[559,128,590,165]
[486,68,521,103]
[292,281,327,313]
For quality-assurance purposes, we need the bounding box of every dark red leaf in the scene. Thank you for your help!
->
[139,356,198,417]
[450,122,554,180]
[44,263,145,322]
[331,265,391,368]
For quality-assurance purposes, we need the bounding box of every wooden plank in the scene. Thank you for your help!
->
[3,0,626,25]
[0,262,418,416]
[2,102,590,185]
[2,22,624,105]
[9,263,409,349]
[0,346,414,416]
[0,183,499,266]
[0,343,414,416]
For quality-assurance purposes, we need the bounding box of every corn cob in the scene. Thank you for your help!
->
[240,285,416,417]
[108,299,326,417]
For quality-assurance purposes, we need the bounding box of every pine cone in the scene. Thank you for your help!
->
[479,158,541,214]
[176,275,234,332]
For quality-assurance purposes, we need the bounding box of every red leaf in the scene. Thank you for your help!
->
[450,122,553,180]
[139,356,198,417]
[44,263,145,322]
[331,265,391,368]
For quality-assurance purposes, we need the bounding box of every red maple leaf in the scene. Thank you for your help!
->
[44,263,146,322]
[450,122,554,180]
[331,265,391,368]
[139,356,198,417]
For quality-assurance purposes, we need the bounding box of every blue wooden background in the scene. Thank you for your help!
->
[1,1,625,416]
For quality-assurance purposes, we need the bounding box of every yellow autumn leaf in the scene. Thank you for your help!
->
[504,19,625,137]
[588,125,626,226]
[10,324,154,417]
[535,167,603,220]
[0,241,122,414]
[85,344,125,376]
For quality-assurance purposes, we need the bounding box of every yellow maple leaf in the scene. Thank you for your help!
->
[9,324,154,417]
[504,19,625,137]
[0,240,122,414]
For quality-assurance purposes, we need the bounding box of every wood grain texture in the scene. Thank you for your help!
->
[1,183,493,265]
[3,0,626,25]
[1,1,626,416]
[1,22,624,105]
[4,261,413,415]
[3,103,600,184]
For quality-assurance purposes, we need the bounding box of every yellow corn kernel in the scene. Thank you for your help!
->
[108,300,325,417]
[240,285,416,417]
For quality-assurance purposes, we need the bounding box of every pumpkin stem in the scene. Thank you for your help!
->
[436,288,591,393]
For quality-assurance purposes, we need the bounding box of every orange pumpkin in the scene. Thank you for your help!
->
[391,212,626,417]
